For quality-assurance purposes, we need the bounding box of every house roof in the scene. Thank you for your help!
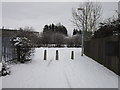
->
[0,29,39,37]
[0,29,18,37]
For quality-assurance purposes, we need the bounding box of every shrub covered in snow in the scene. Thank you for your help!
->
[11,36,32,63]
[2,62,11,76]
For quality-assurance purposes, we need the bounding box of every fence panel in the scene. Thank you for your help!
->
[2,37,17,63]
[84,36,119,75]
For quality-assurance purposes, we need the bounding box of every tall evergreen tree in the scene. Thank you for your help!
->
[43,25,49,32]
[42,23,68,36]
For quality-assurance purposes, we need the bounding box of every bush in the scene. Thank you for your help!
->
[11,37,32,63]
[2,63,11,76]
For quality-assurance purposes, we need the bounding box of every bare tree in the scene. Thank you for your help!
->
[72,2,102,34]
[115,10,120,20]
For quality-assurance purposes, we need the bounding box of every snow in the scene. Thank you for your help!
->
[2,48,118,88]
[0,63,2,90]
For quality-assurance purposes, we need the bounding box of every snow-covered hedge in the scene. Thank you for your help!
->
[11,36,32,63]
[1,62,11,76]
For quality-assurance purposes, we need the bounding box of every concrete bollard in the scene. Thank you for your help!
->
[44,50,47,60]
[56,50,59,60]
[71,51,74,60]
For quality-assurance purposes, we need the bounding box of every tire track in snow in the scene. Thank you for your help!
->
[61,60,73,88]
[47,59,53,67]
[64,71,72,88]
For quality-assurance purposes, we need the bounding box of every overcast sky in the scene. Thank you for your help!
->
[2,2,118,36]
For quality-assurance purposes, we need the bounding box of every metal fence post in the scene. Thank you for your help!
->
[44,50,47,60]
[71,51,74,60]
[56,50,59,60]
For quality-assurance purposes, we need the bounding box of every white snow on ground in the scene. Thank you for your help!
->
[0,63,2,90]
[2,48,118,88]
[0,77,1,90]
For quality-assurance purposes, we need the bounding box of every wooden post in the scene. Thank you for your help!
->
[44,50,47,60]
[71,51,74,60]
[56,50,59,60]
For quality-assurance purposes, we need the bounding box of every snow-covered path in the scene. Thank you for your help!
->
[2,48,118,88]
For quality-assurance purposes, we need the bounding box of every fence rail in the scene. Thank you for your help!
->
[84,35,120,75]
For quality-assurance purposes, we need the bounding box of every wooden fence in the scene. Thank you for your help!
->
[2,37,17,64]
[84,35,120,75]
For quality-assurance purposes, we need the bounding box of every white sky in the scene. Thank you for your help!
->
[1,1,119,36]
